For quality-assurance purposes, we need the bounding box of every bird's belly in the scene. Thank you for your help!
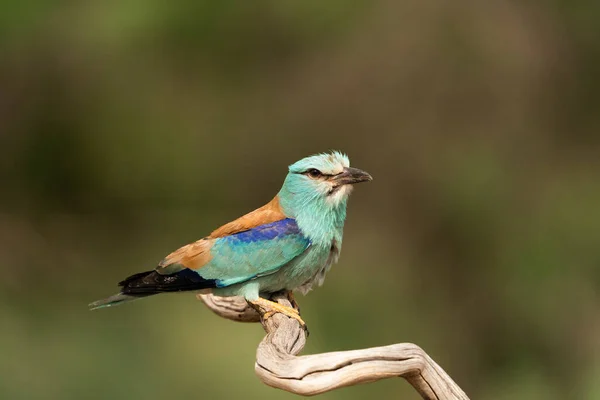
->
[255,243,337,295]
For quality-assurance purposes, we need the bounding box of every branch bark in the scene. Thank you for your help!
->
[198,292,469,399]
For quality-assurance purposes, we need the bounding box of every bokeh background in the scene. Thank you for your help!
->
[1,1,599,399]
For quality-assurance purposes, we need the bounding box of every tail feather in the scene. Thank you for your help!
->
[90,269,217,310]
[88,293,149,310]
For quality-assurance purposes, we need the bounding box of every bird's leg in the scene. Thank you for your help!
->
[286,291,300,313]
[248,297,306,328]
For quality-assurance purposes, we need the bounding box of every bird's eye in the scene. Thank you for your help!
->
[306,168,322,179]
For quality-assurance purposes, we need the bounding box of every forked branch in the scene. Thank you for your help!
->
[198,292,469,399]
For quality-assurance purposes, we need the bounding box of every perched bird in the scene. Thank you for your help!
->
[90,151,372,326]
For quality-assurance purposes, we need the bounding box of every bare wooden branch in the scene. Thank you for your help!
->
[197,292,469,399]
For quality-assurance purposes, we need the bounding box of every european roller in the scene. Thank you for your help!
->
[90,151,372,327]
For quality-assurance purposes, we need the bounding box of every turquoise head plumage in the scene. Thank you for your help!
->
[278,151,372,245]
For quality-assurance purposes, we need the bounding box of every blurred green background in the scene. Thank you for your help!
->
[1,1,599,399]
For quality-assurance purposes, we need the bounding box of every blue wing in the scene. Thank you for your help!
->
[197,218,311,287]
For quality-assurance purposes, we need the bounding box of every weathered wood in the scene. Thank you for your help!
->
[198,292,469,399]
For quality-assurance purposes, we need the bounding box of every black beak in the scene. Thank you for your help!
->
[332,167,373,185]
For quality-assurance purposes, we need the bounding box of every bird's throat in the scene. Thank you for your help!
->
[294,198,347,246]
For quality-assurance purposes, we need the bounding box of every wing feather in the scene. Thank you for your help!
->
[201,218,310,287]
[209,196,286,238]
[153,197,307,289]
[157,238,214,274]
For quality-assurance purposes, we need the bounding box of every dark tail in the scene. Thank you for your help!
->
[89,270,217,310]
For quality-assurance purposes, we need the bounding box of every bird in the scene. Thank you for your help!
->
[89,151,372,327]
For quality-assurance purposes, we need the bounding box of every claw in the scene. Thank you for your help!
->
[249,297,309,335]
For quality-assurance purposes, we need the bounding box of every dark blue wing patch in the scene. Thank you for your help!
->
[220,218,302,244]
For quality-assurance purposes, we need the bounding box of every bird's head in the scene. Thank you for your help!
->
[278,151,372,218]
